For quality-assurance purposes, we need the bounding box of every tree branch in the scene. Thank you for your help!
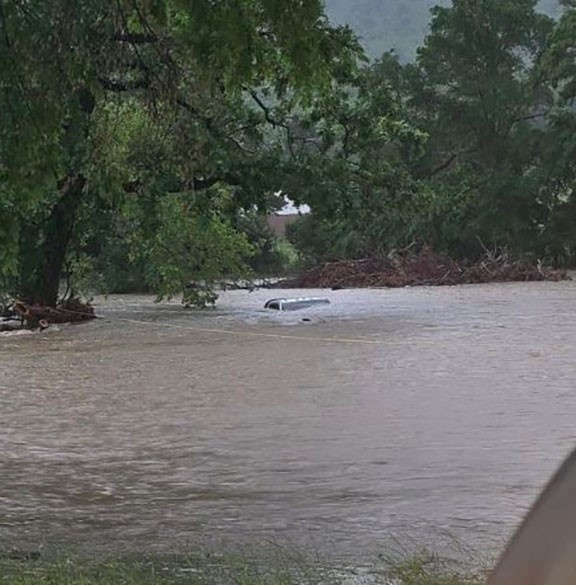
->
[248,89,282,127]
[114,32,157,43]
[98,77,150,92]
[427,147,479,177]
[511,111,549,124]
[122,173,245,195]
[245,88,296,157]
[429,153,459,176]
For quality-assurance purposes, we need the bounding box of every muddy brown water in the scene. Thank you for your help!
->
[1,283,575,561]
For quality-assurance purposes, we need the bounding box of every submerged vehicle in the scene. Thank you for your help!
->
[264,297,331,311]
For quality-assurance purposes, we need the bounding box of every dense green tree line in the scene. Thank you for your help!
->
[1,0,576,308]
[288,0,576,267]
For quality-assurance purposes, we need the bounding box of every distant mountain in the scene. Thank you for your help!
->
[324,0,563,61]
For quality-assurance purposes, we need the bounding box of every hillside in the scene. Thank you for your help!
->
[324,0,563,61]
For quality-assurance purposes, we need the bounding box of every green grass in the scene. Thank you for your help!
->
[0,550,486,585]
[384,553,483,585]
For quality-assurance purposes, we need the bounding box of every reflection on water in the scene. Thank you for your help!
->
[0,283,575,559]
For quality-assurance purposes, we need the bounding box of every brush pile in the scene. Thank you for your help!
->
[281,248,568,289]
[1,298,96,331]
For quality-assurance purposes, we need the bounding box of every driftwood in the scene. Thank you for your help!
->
[0,319,22,332]
[278,249,568,290]
[11,298,96,328]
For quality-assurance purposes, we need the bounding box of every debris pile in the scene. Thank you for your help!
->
[1,298,96,331]
[281,249,568,289]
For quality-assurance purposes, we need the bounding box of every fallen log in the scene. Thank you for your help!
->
[12,298,96,327]
[0,319,23,332]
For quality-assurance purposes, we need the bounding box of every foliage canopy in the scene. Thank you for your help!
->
[0,0,360,306]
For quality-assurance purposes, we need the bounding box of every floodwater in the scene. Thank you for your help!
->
[0,282,575,561]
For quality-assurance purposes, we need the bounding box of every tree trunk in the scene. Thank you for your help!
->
[19,87,95,306]
[28,175,86,306]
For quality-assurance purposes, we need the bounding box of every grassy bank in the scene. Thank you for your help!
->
[0,551,485,585]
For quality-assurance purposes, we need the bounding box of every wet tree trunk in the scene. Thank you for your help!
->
[27,175,86,306]
[19,88,95,307]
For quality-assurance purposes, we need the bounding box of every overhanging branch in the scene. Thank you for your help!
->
[122,173,245,195]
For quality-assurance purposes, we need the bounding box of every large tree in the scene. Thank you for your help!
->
[409,0,556,256]
[287,0,576,265]
[0,0,360,306]
[535,0,576,261]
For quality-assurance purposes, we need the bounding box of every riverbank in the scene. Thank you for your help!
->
[0,550,484,584]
